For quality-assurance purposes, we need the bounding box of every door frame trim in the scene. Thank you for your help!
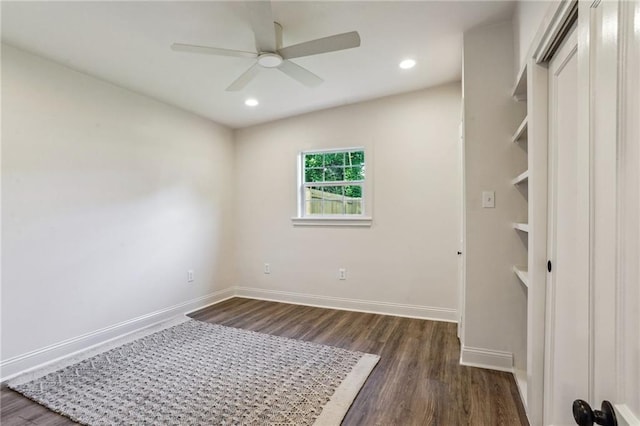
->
[534,0,579,63]
[522,1,588,424]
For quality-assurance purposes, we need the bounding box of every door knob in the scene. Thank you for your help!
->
[573,400,617,426]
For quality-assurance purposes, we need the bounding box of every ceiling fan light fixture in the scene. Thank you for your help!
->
[245,98,259,107]
[399,59,416,69]
[258,53,283,68]
[171,1,361,90]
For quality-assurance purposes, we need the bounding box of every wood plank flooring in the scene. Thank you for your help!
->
[1,298,528,425]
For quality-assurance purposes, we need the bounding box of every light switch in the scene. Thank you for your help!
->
[482,191,495,208]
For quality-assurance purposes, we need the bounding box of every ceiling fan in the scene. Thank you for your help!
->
[171,1,361,91]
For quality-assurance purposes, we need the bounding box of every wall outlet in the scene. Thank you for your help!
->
[338,268,347,280]
[264,263,271,274]
[187,270,194,283]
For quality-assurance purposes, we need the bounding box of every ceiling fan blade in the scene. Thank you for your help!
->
[278,31,361,60]
[278,60,323,87]
[245,1,277,52]
[171,43,257,59]
[226,62,261,91]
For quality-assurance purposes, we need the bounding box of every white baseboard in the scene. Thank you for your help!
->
[512,368,528,411]
[0,287,235,382]
[459,345,514,372]
[234,286,458,322]
[2,286,457,381]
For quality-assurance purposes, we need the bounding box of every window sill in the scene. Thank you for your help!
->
[291,216,373,227]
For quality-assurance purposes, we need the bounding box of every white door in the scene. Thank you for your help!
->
[544,25,588,426]
[616,1,640,421]
[588,0,640,424]
[543,1,640,425]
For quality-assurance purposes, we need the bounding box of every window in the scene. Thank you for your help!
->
[297,148,367,222]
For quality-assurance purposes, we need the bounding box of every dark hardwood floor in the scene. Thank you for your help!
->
[1,297,528,425]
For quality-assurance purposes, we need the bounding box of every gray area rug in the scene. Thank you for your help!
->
[8,319,379,425]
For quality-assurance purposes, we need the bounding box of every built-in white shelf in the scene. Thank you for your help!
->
[513,222,529,233]
[511,64,527,102]
[512,170,529,185]
[513,266,529,288]
[512,116,528,143]
[511,61,546,422]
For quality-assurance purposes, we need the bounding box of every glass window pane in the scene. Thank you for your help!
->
[306,199,322,215]
[305,187,322,215]
[308,186,323,199]
[324,166,344,182]
[305,168,324,183]
[344,185,362,199]
[344,166,364,181]
[346,151,364,165]
[323,199,345,214]
[345,200,362,214]
[321,186,344,198]
[324,152,345,167]
[321,186,343,214]
[301,149,365,217]
[305,153,323,168]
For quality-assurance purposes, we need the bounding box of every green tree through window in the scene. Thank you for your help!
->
[302,149,365,216]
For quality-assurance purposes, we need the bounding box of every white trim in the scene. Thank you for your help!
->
[234,286,458,322]
[291,216,372,227]
[459,345,514,372]
[513,368,528,411]
[617,0,640,419]
[300,146,365,155]
[615,404,640,426]
[1,286,457,382]
[297,147,368,220]
[303,181,364,187]
[533,0,578,64]
[526,58,550,426]
[6,316,192,387]
[0,288,235,381]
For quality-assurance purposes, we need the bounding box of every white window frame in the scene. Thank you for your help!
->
[292,147,372,227]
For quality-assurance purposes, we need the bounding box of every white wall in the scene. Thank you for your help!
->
[462,22,528,370]
[1,45,236,366]
[513,1,551,74]
[233,84,462,318]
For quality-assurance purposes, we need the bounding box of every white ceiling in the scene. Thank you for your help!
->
[1,1,514,129]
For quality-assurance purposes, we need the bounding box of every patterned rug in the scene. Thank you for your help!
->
[8,318,379,425]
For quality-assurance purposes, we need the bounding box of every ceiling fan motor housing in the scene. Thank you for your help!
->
[257,53,283,68]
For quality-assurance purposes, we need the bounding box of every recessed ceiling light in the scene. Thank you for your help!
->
[245,98,259,107]
[399,59,416,69]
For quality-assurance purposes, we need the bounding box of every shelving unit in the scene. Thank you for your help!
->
[511,117,529,143]
[513,266,529,288]
[511,63,528,101]
[513,222,529,232]
[512,170,529,185]
[511,62,530,413]
[510,35,549,426]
